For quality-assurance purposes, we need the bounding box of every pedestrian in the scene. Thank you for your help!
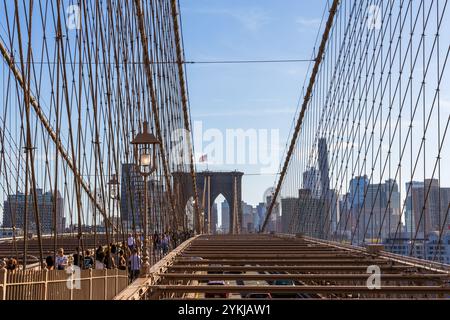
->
[72,247,82,268]
[136,233,142,250]
[129,248,141,281]
[111,243,118,266]
[166,233,172,251]
[104,248,116,269]
[121,240,130,259]
[84,249,94,269]
[45,255,55,270]
[172,232,178,248]
[95,246,105,269]
[118,250,127,271]
[152,232,160,255]
[6,258,18,272]
[161,234,169,255]
[127,233,135,251]
[55,248,68,270]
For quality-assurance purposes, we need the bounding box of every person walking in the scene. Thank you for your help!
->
[152,232,160,257]
[72,247,82,268]
[45,256,55,270]
[95,246,105,269]
[55,248,68,270]
[104,248,116,269]
[117,250,127,271]
[127,233,135,251]
[161,234,169,255]
[129,248,141,281]
[6,258,18,272]
[84,250,94,269]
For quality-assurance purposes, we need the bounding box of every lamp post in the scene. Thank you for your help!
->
[131,121,160,276]
[108,174,120,243]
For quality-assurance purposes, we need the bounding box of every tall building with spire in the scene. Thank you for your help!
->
[318,138,330,195]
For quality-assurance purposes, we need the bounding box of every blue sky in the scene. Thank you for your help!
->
[0,1,329,227]
[180,0,328,206]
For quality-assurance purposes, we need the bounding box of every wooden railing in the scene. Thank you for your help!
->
[0,268,129,300]
[114,235,199,300]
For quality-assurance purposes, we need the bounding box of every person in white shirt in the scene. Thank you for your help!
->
[55,248,68,270]
[127,233,135,250]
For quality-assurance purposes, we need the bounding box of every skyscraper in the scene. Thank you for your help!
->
[210,203,218,234]
[410,179,450,236]
[221,200,230,233]
[148,179,166,233]
[255,202,266,232]
[3,189,64,234]
[349,175,369,209]
[281,197,299,234]
[317,138,340,236]
[302,167,321,198]
[328,189,340,235]
[357,179,401,241]
[318,138,330,195]
[241,201,254,233]
[405,181,424,235]
[120,163,144,230]
[264,190,279,232]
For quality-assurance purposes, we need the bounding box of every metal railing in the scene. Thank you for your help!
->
[0,268,129,300]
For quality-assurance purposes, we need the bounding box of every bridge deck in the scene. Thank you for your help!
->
[115,234,450,300]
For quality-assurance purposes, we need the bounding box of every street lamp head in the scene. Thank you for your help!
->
[108,174,120,199]
[131,121,160,176]
[131,121,160,145]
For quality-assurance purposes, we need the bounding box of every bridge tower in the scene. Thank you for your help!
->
[173,171,243,234]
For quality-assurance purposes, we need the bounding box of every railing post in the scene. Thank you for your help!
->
[0,269,6,300]
[115,269,119,296]
[70,269,74,301]
[44,269,48,300]
[89,269,93,300]
[104,269,108,300]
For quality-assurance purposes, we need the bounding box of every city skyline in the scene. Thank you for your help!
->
[1,0,449,212]
[0,0,449,303]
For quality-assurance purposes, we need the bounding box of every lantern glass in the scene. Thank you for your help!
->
[140,152,151,167]
[108,174,120,199]
[111,185,117,198]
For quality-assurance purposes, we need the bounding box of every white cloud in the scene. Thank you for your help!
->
[230,8,271,31]
[296,17,322,31]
